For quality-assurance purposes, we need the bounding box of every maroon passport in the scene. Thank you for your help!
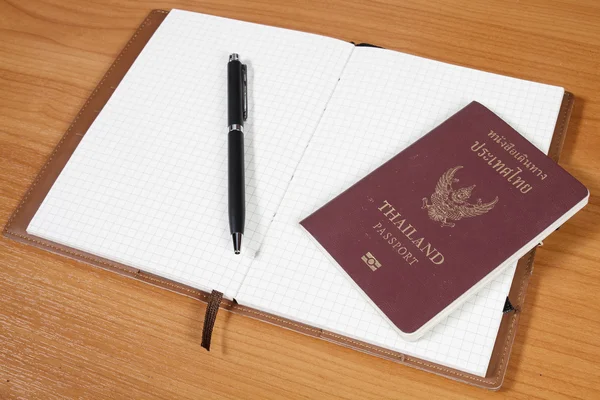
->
[300,102,588,341]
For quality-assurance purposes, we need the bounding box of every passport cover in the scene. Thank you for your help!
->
[301,101,588,340]
[2,10,581,389]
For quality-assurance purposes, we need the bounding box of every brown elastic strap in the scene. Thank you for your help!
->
[201,290,223,351]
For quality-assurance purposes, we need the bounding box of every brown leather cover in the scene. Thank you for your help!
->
[2,9,576,390]
[300,101,586,337]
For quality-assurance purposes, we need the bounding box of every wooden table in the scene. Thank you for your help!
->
[1,1,599,398]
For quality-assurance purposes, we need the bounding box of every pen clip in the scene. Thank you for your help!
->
[242,64,248,121]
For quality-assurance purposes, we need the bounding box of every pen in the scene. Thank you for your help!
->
[227,53,247,254]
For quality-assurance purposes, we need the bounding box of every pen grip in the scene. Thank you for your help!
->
[228,130,245,234]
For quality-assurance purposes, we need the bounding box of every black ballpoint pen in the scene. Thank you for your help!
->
[227,53,247,254]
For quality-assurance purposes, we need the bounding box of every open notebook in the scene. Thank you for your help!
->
[16,9,569,384]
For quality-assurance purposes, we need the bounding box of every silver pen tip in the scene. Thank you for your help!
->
[232,232,242,254]
[229,53,239,62]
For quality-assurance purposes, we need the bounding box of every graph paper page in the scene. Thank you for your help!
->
[237,47,565,376]
[27,10,354,297]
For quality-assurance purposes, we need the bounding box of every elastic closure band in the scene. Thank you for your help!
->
[201,290,223,351]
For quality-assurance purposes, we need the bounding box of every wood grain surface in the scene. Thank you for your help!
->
[1,0,599,398]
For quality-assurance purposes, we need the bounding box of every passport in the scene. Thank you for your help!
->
[300,102,588,341]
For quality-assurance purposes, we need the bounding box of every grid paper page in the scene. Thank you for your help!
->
[237,47,565,376]
[28,10,353,297]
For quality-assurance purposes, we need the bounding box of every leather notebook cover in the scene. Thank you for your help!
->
[3,10,576,389]
[300,101,587,340]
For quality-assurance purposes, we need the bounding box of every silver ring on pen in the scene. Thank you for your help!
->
[228,124,244,132]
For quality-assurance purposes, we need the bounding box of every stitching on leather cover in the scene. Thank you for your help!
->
[234,306,322,333]
[3,10,168,236]
[480,94,572,384]
[551,92,570,162]
[2,9,211,300]
[488,250,535,382]
[7,232,210,301]
[321,332,405,358]
[233,303,491,383]
[1,10,205,296]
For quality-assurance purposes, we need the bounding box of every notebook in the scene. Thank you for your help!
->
[4,9,575,388]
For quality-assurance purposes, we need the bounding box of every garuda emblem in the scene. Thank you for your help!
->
[422,166,498,228]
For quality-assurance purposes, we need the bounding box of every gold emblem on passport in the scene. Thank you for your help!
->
[361,252,382,271]
[422,166,498,227]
